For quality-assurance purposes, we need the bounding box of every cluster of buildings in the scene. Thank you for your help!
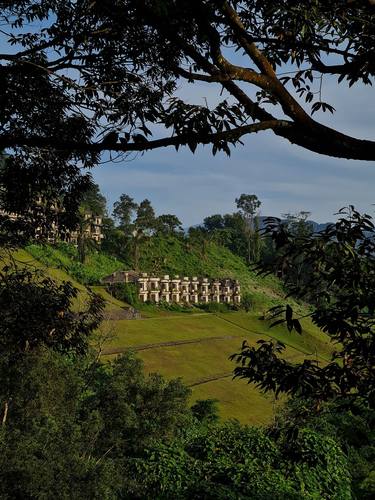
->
[0,196,104,244]
[102,271,241,305]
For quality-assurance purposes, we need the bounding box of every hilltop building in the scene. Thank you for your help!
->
[0,196,104,244]
[102,271,241,305]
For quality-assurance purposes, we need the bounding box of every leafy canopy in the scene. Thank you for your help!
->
[231,207,375,407]
[1,0,375,165]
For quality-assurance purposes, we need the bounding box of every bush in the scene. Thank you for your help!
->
[108,282,140,307]
[241,292,253,312]
[191,399,219,424]
[197,302,232,313]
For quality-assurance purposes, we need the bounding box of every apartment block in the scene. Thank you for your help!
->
[102,271,241,305]
[0,197,104,244]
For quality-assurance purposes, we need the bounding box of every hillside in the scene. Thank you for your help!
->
[20,241,331,424]
[26,236,291,310]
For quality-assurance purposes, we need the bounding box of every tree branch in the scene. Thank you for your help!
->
[0,120,292,153]
[218,1,315,125]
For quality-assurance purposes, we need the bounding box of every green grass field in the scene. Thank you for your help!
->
[7,248,332,425]
[99,303,331,424]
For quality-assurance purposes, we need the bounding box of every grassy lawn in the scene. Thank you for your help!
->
[191,378,283,425]
[215,312,332,360]
[131,336,306,385]
[8,247,332,425]
[104,314,244,348]
[101,306,330,423]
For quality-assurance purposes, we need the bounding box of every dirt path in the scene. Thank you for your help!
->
[188,372,232,387]
[101,334,238,355]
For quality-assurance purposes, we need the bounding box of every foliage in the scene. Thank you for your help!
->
[1,0,375,167]
[0,260,104,358]
[241,292,253,312]
[26,242,127,285]
[197,301,233,313]
[272,398,375,500]
[191,399,220,424]
[155,214,183,236]
[80,182,107,217]
[0,348,192,498]
[202,200,266,264]
[0,351,118,500]
[108,282,140,307]
[90,352,191,457]
[134,199,156,235]
[113,194,138,229]
[231,207,375,406]
[126,421,350,499]
[235,193,262,264]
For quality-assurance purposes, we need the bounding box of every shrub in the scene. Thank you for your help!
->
[108,283,140,307]
[241,292,253,312]
[191,399,219,424]
[197,302,232,313]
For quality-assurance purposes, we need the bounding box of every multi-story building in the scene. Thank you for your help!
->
[65,213,104,245]
[102,271,241,305]
[0,197,104,244]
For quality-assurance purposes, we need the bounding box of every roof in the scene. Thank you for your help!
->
[101,270,139,284]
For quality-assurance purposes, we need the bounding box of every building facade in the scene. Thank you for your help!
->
[0,197,104,244]
[102,271,241,305]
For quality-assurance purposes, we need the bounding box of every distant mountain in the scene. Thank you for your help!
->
[258,216,332,232]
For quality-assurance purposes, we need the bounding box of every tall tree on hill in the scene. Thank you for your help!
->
[155,214,183,236]
[74,183,107,264]
[130,199,156,270]
[80,182,107,218]
[203,214,225,232]
[111,194,139,264]
[113,194,138,232]
[134,199,156,236]
[236,194,262,264]
[278,211,314,288]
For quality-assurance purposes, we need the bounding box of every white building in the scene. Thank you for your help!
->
[102,271,241,305]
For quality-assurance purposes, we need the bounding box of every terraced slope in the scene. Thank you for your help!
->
[13,246,332,424]
[99,300,331,424]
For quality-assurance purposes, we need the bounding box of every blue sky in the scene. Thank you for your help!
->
[94,77,375,226]
[2,20,375,226]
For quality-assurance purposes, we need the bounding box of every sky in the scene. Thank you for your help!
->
[2,18,375,227]
[93,77,375,226]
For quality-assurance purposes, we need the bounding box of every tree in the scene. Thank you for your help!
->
[282,211,313,239]
[236,193,262,264]
[231,207,375,408]
[0,350,118,499]
[155,214,183,235]
[113,194,138,230]
[1,0,375,168]
[134,199,156,235]
[128,421,350,499]
[80,182,107,217]
[203,214,225,232]
[93,352,190,457]
[71,184,107,263]
[0,257,104,427]
[279,211,314,287]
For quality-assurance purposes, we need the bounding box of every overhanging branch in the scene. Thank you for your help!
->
[0,120,292,153]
